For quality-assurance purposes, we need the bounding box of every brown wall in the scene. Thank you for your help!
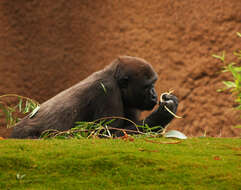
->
[0,0,240,137]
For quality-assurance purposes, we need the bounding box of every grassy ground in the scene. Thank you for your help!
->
[0,138,240,190]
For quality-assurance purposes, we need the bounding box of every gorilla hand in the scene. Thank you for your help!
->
[160,94,178,114]
[143,93,179,131]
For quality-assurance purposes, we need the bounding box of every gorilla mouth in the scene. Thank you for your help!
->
[150,101,157,108]
[141,100,157,111]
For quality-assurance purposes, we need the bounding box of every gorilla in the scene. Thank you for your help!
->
[10,56,178,138]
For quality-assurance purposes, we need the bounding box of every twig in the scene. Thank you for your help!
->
[0,94,39,105]
[160,91,182,119]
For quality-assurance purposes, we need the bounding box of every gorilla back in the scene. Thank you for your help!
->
[11,56,178,138]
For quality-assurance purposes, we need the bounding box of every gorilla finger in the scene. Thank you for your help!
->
[163,100,177,113]
[162,94,178,104]
[170,95,178,105]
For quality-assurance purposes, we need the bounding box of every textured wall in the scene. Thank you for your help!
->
[0,0,240,137]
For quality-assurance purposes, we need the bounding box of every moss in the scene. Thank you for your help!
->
[0,138,240,189]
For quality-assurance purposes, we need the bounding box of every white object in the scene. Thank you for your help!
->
[164,130,187,139]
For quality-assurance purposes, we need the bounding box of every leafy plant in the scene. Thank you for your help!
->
[41,118,140,139]
[213,32,241,128]
[0,94,39,128]
[41,116,186,140]
[41,120,113,139]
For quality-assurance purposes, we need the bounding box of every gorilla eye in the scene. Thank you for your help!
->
[144,85,151,89]
[147,84,154,88]
[144,84,154,91]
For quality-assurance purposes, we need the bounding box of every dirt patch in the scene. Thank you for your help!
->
[0,0,240,137]
[0,127,12,139]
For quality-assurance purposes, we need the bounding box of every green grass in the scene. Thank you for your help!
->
[0,138,240,190]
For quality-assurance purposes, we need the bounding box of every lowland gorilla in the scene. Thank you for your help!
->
[10,56,178,138]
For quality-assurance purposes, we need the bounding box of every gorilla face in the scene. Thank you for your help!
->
[119,56,157,110]
[130,76,158,110]
[141,81,158,110]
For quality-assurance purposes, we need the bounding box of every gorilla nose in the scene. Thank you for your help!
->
[151,88,158,103]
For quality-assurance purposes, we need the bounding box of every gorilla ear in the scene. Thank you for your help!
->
[114,58,129,89]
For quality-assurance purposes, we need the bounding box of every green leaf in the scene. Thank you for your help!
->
[75,121,90,125]
[100,82,107,94]
[236,104,241,110]
[237,32,241,37]
[234,51,241,59]
[222,81,236,89]
[104,119,115,125]
[18,97,23,112]
[29,102,37,111]
[235,67,241,73]
[212,52,225,62]
[0,105,8,123]
[9,113,14,126]
[29,105,40,118]
[23,100,30,114]
[150,126,163,131]
[7,106,15,112]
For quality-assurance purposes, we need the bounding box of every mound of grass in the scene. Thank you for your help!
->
[0,138,240,190]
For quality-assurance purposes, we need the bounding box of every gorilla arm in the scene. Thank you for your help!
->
[123,93,178,134]
[143,94,178,132]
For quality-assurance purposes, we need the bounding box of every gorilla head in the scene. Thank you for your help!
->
[115,56,158,110]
